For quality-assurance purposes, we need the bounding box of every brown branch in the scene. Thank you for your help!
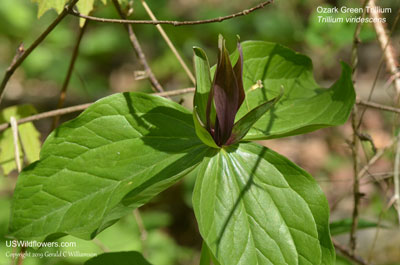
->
[68,1,273,26]
[0,0,80,106]
[349,0,369,254]
[141,0,196,85]
[111,0,164,92]
[0,88,195,132]
[333,239,369,265]
[356,99,400,114]
[52,20,89,130]
[369,1,400,95]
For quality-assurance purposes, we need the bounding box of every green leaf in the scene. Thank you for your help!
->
[199,242,212,265]
[10,92,208,241]
[200,241,221,265]
[215,41,355,140]
[0,105,41,175]
[31,0,68,17]
[193,47,212,126]
[330,218,383,236]
[193,108,219,149]
[228,91,281,145]
[193,142,334,265]
[76,0,96,27]
[84,251,153,265]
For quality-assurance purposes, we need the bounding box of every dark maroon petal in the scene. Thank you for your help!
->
[233,41,245,111]
[212,36,240,145]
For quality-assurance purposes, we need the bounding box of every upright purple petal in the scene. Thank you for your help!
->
[233,41,245,111]
[212,36,240,145]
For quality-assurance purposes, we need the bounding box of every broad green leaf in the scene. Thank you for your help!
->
[330,218,383,236]
[84,251,152,265]
[0,105,41,175]
[212,41,355,140]
[10,92,208,241]
[193,142,334,265]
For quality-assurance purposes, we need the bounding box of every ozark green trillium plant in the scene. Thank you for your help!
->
[9,36,355,265]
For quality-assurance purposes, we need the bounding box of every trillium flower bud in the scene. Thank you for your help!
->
[193,35,281,148]
[206,36,245,146]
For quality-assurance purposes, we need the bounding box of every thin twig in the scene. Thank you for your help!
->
[10,117,21,173]
[141,0,196,85]
[349,0,369,254]
[356,99,400,114]
[393,138,400,223]
[0,88,195,131]
[112,0,164,92]
[52,20,89,130]
[357,8,400,128]
[333,239,369,265]
[68,0,273,26]
[0,0,80,106]
[369,1,400,95]
[16,247,26,265]
[92,238,110,252]
[133,209,148,257]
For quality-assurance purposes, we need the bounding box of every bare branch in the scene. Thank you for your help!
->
[0,88,195,132]
[10,117,22,173]
[112,0,164,92]
[52,20,89,130]
[141,0,196,85]
[68,1,273,26]
[333,239,369,265]
[349,0,369,254]
[133,209,148,257]
[356,99,400,114]
[0,0,80,106]
[369,1,400,95]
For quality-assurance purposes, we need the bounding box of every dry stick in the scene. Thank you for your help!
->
[0,88,195,132]
[333,239,369,265]
[111,0,164,92]
[369,1,400,95]
[10,117,25,265]
[133,209,148,257]
[10,117,21,173]
[395,136,400,224]
[0,0,80,106]
[369,0,400,225]
[68,0,273,26]
[141,0,195,85]
[357,8,400,129]
[357,99,400,114]
[52,20,89,130]
[349,0,369,254]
